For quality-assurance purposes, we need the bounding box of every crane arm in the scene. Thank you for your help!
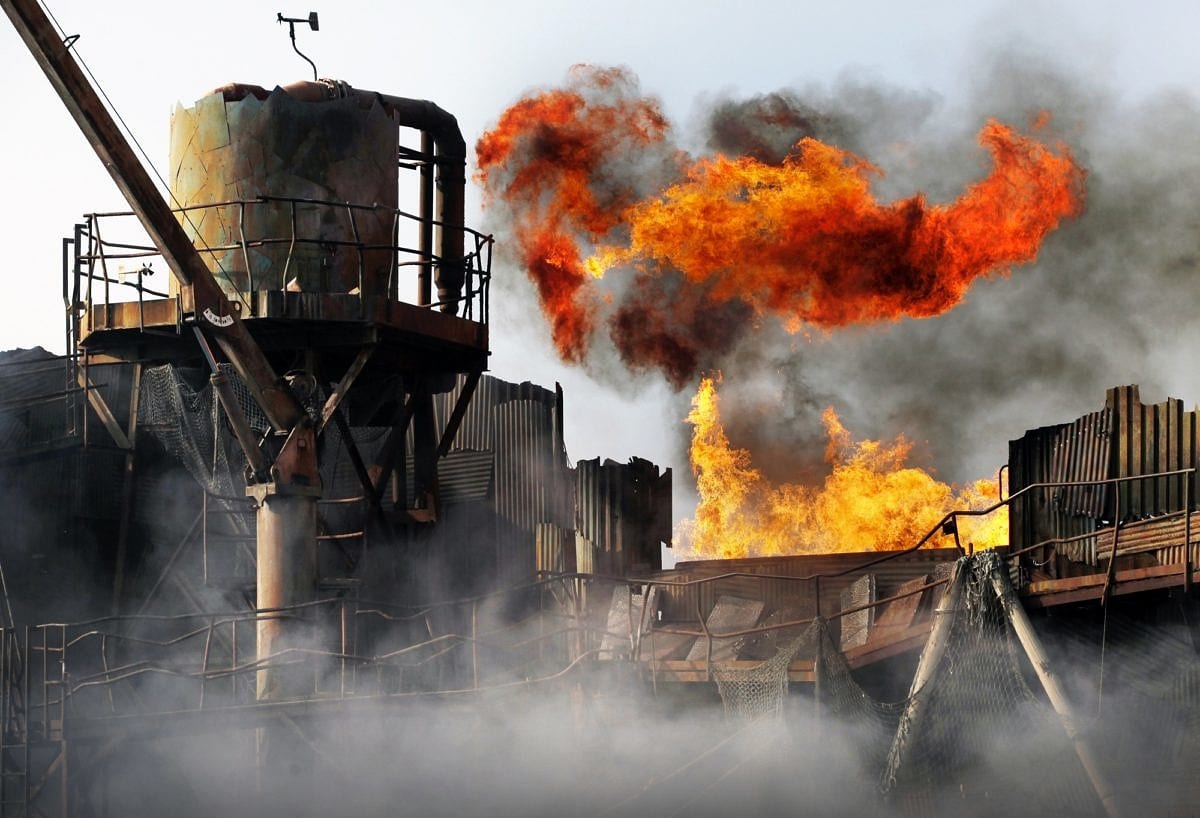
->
[2,0,304,434]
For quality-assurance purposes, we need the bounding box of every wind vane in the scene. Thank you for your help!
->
[277,11,320,80]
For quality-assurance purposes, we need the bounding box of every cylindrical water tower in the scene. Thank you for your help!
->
[69,78,489,717]
[165,79,468,311]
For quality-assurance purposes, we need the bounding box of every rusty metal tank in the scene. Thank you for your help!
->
[168,83,399,301]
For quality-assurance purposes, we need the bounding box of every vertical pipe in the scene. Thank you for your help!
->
[417,132,434,307]
[471,600,479,691]
[1186,471,1193,592]
[987,557,1125,818]
[881,559,965,794]
[254,493,317,702]
[339,602,347,698]
[434,142,465,314]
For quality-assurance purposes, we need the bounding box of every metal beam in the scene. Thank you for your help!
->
[76,368,130,451]
[988,556,1126,818]
[881,558,964,795]
[435,370,482,459]
[2,0,302,434]
[371,393,419,507]
[317,345,376,434]
[330,407,376,501]
[111,362,141,616]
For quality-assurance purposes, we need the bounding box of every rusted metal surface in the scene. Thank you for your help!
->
[250,492,317,701]
[1009,385,1200,576]
[170,88,399,300]
[1108,385,1197,518]
[1008,407,1111,566]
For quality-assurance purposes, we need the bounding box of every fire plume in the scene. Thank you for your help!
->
[677,377,1008,559]
[475,66,675,360]
[477,68,1085,385]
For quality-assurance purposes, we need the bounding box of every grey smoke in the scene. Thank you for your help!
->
[653,44,1200,489]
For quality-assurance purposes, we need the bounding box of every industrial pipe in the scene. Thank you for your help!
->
[880,558,964,794]
[374,92,467,315]
[986,554,1126,818]
[253,490,318,702]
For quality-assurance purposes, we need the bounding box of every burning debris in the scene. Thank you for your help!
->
[677,376,1007,559]
[477,65,1086,388]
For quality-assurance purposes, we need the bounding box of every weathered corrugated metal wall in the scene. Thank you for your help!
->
[0,350,135,622]
[1008,408,1111,562]
[420,374,574,582]
[1108,385,1198,519]
[1009,385,1200,567]
[575,457,671,576]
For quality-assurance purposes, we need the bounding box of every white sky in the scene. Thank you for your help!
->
[3,0,1199,517]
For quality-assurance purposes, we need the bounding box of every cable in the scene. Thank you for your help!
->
[38,0,253,314]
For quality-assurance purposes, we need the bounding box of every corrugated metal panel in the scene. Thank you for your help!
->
[433,373,560,454]
[1110,385,1197,520]
[0,348,80,452]
[576,457,671,576]
[437,449,493,505]
[535,523,575,575]
[1008,408,1110,561]
[493,397,572,532]
[1010,385,1200,568]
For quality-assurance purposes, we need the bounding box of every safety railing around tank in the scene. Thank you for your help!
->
[64,196,493,333]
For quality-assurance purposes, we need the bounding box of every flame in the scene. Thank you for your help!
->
[475,66,674,360]
[677,377,1008,559]
[477,68,1086,384]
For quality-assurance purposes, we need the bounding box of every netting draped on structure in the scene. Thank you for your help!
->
[710,553,1105,815]
[712,628,815,721]
[140,364,240,496]
[880,553,1097,814]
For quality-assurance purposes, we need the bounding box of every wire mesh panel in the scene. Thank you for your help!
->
[713,628,814,721]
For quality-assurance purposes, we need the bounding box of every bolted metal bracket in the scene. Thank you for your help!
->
[247,420,322,502]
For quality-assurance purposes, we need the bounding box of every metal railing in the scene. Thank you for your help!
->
[2,469,1196,733]
[64,195,494,333]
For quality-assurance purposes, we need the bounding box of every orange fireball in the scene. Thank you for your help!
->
[477,67,1085,385]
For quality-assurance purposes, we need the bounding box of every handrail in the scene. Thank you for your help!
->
[72,196,494,327]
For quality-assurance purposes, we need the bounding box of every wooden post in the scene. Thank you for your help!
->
[987,556,1125,818]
